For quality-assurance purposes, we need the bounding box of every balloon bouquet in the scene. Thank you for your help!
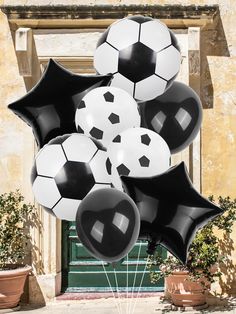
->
[9,14,222,308]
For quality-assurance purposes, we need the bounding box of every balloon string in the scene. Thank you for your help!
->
[126,254,129,314]
[102,262,121,314]
[130,257,149,314]
[128,242,142,314]
[113,267,122,314]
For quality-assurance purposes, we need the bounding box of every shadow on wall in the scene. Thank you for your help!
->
[22,207,46,306]
[201,10,230,109]
[218,233,236,296]
[22,205,44,276]
[201,11,234,295]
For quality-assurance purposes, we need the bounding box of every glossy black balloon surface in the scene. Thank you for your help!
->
[76,188,140,263]
[121,162,223,264]
[139,82,202,154]
[8,59,112,148]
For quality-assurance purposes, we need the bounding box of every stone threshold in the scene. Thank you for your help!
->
[56,292,164,301]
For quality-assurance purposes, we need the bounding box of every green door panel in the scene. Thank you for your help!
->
[62,221,166,292]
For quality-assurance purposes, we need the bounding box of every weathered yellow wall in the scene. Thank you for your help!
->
[1,0,235,201]
[0,10,34,202]
[0,0,236,298]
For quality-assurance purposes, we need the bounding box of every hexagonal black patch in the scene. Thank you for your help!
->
[112,135,121,143]
[44,206,57,217]
[169,30,180,52]
[49,135,71,145]
[97,28,109,47]
[77,124,84,134]
[117,164,130,176]
[139,155,150,167]
[103,92,114,102]
[92,138,106,151]
[31,162,38,184]
[78,100,86,109]
[55,161,95,199]
[106,158,112,175]
[108,113,120,124]
[118,42,156,83]
[90,127,103,140]
[141,134,151,145]
[128,15,153,24]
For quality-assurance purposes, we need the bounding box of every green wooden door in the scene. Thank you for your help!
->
[62,221,166,292]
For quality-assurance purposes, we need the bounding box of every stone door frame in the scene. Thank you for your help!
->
[1,3,218,304]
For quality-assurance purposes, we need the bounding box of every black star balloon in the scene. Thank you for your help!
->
[121,162,223,264]
[8,59,112,148]
[139,82,203,154]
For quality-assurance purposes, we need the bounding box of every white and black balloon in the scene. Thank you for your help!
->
[75,86,140,147]
[31,134,112,221]
[94,15,181,101]
[107,127,171,188]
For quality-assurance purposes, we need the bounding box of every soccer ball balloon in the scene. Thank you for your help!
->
[94,15,181,101]
[75,86,141,147]
[31,134,112,221]
[107,127,171,188]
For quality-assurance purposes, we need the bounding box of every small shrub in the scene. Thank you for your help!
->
[0,190,35,269]
[148,196,236,288]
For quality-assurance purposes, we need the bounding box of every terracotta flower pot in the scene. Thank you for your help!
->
[0,265,32,309]
[165,270,209,307]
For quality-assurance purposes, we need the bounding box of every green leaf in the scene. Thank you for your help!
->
[0,190,36,269]
[149,196,236,285]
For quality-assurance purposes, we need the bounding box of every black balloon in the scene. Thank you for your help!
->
[121,162,223,264]
[8,59,112,148]
[76,188,140,263]
[139,82,203,154]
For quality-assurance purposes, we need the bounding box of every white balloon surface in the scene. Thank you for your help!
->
[107,127,171,188]
[75,86,140,147]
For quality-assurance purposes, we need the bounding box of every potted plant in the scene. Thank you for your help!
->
[0,190,34,309]
[148,196,236,308]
